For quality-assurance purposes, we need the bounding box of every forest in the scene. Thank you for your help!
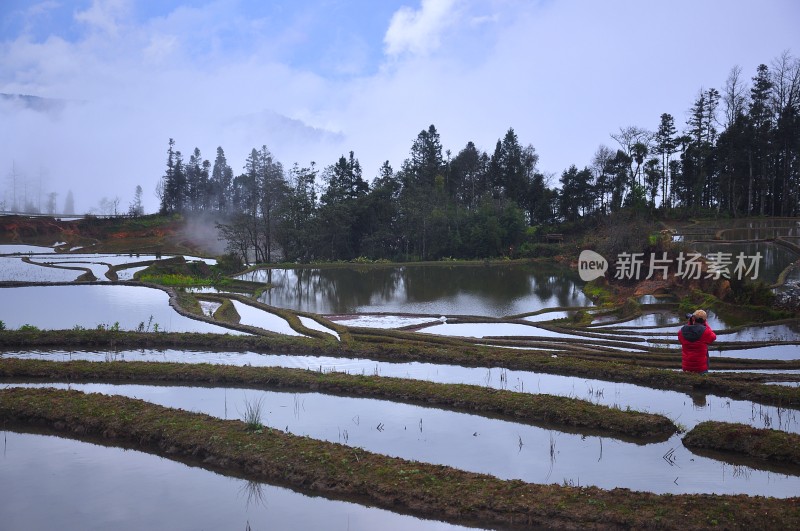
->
[155,52,800,264]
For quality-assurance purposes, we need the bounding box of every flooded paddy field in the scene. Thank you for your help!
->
[4,349,798,434]
[2,230,799,527]
[0,431,462,531]
[7,382,799,496]
[0,284,247,334]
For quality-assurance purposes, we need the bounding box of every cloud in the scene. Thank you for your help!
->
[74,0,131,36]
[1,0,797,216]
[384,0,459,57]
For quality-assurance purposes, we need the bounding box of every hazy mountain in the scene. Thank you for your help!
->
[0,93,68,114]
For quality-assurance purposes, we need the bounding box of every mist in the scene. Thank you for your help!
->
[1,0,797,215]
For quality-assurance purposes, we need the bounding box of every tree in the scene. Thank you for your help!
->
[6,162,21,211]
[45,192,57,215]
[770,51,800,215]
[451,141,488,209]
[723,65,748,128]
[63,190,75,215]
[653,113,678,209]
[558,165,593,221]
[257,145,288,263]
[317,152,369,259]
[158,138,177,214]
[398,125,446,260]
[280,162,318,261]
[643,158,662,208]
[490,128,527,201]
[678,87,720,211]
[362,161,401,258]
[610,126,653,188]
[128,185,144,217]
[748,64,773,215]
[210,147,234,212]
[591,145,615,213]
[185,147,206,211]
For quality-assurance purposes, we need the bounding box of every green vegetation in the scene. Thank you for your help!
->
[582,279,615,306]
[138,273,213,286]
[0,329,798,408]
[683,422,800,467]
[0,358,676,440]
[240,394,265,432]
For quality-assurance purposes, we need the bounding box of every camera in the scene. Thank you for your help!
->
[685,313,693,320]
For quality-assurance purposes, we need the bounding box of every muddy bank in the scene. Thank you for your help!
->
[684,422,800,467]
[1,330,799,408]
[0,358,675,440]
[1,387,798,530]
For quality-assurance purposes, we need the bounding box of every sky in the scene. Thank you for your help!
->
[1,0,798,214]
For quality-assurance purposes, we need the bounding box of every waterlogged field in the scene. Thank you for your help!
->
[8,381,800,496]
[1,235,800,529]
[4,349,797,434]
[0,432,462,531]
[0,285,248,334]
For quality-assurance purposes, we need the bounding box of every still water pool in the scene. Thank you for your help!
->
[0,431,463,531]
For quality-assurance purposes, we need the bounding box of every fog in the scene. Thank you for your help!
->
[1,0,797,215]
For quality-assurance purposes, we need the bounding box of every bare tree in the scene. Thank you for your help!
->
[610,126,653,186]
[723,65,748,128]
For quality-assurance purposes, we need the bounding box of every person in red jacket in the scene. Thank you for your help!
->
[678,309,717,373]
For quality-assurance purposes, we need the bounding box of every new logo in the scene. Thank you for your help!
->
[578,250,608,281]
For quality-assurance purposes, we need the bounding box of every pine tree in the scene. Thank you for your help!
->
[63,190,75,215]
[654,113,677,209]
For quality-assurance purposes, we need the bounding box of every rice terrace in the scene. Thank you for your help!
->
[1,212,799,530]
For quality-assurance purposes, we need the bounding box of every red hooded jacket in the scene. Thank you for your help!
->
[678,322,717,372]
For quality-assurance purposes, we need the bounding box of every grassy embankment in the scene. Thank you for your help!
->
[1,329,798,407]
[0,358,675,441]
[683,421,800,467]
[2,387,798,531]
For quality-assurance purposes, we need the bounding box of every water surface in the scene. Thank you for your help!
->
[9,382,799,496]
[0,285,246,334]
[239,264,591,316]
[0,431,462,531]
[6,349,796,433]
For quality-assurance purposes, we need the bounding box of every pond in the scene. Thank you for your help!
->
[8,382,799,496]
[718,220,800,240]
[687,241,798,285]
[0,431,464,531]
[237,263,592,316]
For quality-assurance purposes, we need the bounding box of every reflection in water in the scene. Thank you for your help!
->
[0,285,248,335]
[241,264,591,316]
[5,349,799,431]
[0,432,464,531]
[239,480,268,510]
[688,241,797,284]
[10,382,800,496]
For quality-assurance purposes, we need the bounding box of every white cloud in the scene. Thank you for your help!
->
[384,0,459,57]
[74,0,131,36]
[1,0,798,215]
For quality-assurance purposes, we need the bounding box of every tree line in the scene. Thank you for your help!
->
[157,51,799,264]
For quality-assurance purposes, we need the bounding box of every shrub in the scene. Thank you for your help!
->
[240,395,265,431]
